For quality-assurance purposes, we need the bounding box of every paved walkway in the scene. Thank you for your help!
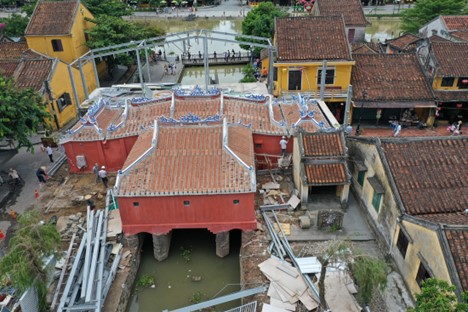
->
[354,123,463,138]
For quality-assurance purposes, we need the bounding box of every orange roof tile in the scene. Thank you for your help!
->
[431,42,468,77]
[0,42,29,59]
[386,33,422,52]
[315,0,368,27]
[281,101,331,132]
[444,229,468,292]
[275,16,352,62]
[382,138,468,216]
[305,163,348,185]
[25,0,78,36]
[303,132,344,156]
[173,96,220,118]
[352,53,434,105]
[442,15,468,31]
[68,105,123,141]
[118,123,255,196]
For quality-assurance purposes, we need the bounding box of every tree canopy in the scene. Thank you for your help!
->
[0,211,60,310]
[82,0,133,17]
[401,0,468,34]
[238,2,287,52]
[409,278,468,312]
[0,13,29,37]
[0,76,50,151]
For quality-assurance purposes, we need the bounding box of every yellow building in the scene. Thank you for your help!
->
[272,16,355,105]
[420,41,468,124]
[0,42,84,129]
[25,0,98,103]
[348,137,468,301]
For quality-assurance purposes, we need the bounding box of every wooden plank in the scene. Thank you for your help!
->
[261,303,289,312]
[269,298,296,311]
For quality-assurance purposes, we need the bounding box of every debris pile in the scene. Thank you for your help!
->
[51,190,122,312]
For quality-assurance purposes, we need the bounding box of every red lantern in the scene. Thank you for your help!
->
[462,79,468,84]
[456,103,463,108]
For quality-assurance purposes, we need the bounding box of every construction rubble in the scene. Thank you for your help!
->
[50,190,123,312]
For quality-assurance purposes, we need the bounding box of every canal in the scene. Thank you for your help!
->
[127,230,242,312]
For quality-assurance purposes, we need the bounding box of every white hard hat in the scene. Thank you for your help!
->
[282,136,286,139]
[101,166,105,169]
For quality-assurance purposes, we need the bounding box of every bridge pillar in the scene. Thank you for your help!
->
[215,231,230,258]
[153,231,172,261]
[122,234,140,248]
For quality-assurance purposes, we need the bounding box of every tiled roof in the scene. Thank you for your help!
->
[303,132,344,156]
[0,42,28,59]
[417,213,468,225]
[442,15,468,31]
[69,106,123,141]
[351,53,434,103]
[431,42,468,77]
[25,0,78,36]
[118,123,255,196]
[429,35,452,42]
[381,138,468,216]
[315,0,368,26]
[223,97,286,135]
[107,100,171,139]
[14,59,53,91]
[0,60,19,77]
[275,16,352,62]
[434,90,468,102]
[444,229,468,292]
[352,42,382,54]
[305,163,348,185]
[173,96,220,118]
[452,30,468,42]
[386,34,422,52]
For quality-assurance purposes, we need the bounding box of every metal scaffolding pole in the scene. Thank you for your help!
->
[343,85,352,128]
[135,49,144,90]
[67,64,80,111]
[144,44,151,83]
[78,59,89,100]
[267,48,274,94]
[319,60,327,101]
[203,34,209,90]
[85,210,103,302]
[81,207,95,298]
[91,52,100,89]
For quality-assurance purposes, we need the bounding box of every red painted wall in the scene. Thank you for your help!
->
[253,134,293,169]
[118,193,256,235]
[63,136,138,173]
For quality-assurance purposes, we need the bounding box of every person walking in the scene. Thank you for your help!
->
[213,51,217,60]
[279,136,288,156]
[393,121,402,137]
[36,166,47,184]
[46,145,54,162]
[93,163,100,183]
[98,166,109,188]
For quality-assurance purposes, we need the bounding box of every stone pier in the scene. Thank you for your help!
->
[152,232,172,261]
[216,231,230,258]
[340,184,351,209]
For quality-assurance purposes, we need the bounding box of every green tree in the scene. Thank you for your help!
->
[237,2,287,53]
[82,0,133,17]
[0,13,29,37]
[401,0,468,34]
[0,211,61,310]
[0,76,50,151]
[351,256,387,305]
[240,64,257,82]
[409,278,468,312]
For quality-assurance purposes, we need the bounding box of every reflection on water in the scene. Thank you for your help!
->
[180,65,246,85]
[365,17,402,42]
[127,230,241,312]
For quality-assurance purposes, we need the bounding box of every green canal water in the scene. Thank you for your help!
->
[127,230,241,312]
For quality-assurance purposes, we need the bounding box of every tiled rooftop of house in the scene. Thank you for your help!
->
[444,229,468,292]
[351,42,382,54]
[386,34,422,52]
[381,138,468,216]
[280,100,332,133]
[351,53,434,105]
[117,123,255,196]
[275,16,352,62]
[429,35,452,42]
[305,163,348,185]
[452,30,468,42]
[25,0,78,36]
[173,96,221,118]
[314,0,368,26]
[417,212,468,225]
[0,42,29,59]
[434,90,468,102]
[442,15,468,31]
[430,42,468,77]
[302,132,345,156]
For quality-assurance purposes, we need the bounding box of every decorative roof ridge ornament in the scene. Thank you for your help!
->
[108,99,130,133]
[159,113,221,124]
[173,85,221,97]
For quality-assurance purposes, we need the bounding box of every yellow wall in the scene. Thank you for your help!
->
[393,221,451,296]
[274,61,355,102]
[26,3,95,64]
[433,77,465,91]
